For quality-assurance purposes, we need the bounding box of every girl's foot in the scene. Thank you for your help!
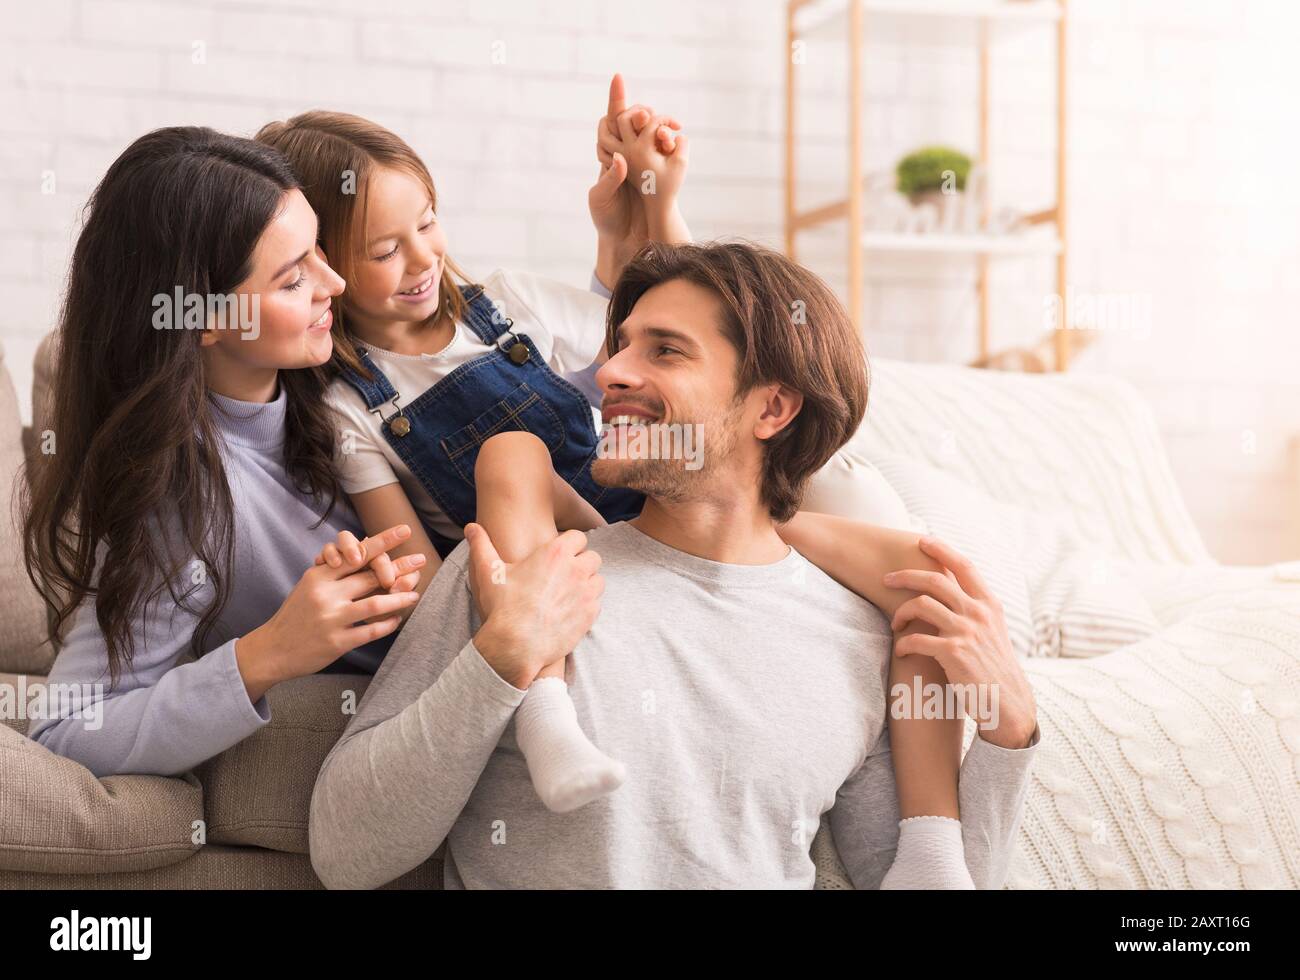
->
[515,676,626,812]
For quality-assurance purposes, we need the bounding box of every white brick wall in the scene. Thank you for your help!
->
[0,0,1295,564]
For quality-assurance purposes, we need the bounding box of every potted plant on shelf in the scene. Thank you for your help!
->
[895,145,973,227]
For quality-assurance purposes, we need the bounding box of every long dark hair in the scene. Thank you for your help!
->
[22,126,342,685]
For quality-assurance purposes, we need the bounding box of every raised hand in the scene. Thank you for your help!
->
[597,72,678,164]
[597,102,689,208]
[589,73,691,286]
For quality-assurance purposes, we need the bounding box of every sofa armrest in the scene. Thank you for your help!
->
[195,672,372,854]
[809,588,1300,890]
[0,341,55,675]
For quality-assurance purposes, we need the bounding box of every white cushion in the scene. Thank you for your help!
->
[869,451,1162,659]
[800,449,914,530]
[869,452,1038,659]
[0,342,53,674]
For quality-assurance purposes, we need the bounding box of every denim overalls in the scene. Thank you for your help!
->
[338,283,646,558]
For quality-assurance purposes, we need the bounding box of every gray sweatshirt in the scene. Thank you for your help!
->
[28,389,387,777]
[310,520,1041,889]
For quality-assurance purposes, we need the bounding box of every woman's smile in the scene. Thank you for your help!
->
[308,305,333,331]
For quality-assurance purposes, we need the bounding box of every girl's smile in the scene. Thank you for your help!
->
[395,263,440,303]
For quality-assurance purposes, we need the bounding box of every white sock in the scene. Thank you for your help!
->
[514,676,625,813]
[880,815,977,889]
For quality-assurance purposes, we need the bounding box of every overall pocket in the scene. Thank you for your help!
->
[440,382,566,488]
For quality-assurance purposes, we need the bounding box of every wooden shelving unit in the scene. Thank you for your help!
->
[784,0,1072,369]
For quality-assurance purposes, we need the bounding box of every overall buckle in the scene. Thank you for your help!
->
[494,318,530,364]
[371,394,410,437]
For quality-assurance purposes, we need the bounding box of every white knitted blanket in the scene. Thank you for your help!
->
[812,572,1300,889]
[808,360,1300,889]
[1010,595,1300,888]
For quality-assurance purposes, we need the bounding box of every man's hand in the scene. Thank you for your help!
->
[883,536,1038,750]
[464,523,605,691]
[589,74,648,244]
[597,72,678,163]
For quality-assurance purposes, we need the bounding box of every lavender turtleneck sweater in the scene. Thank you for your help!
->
[29,388,387,777]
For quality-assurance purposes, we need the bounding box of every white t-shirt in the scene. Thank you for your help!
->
[326,268,609,542]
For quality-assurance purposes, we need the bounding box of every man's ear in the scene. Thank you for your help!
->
[753,383,803,442]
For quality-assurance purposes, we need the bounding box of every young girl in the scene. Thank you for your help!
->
[262,92,978,887]
[255,81,688,816]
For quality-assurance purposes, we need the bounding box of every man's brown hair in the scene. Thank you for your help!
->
[605,241,869,522]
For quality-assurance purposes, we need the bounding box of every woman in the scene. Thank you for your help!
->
[23,127,427,777]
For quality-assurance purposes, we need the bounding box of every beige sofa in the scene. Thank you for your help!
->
[2,335,1298,889]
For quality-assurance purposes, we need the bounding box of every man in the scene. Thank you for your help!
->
[309,242,1040,889]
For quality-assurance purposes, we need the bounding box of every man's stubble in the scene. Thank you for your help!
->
[590,399,744,504]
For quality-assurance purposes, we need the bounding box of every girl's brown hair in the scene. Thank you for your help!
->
[255,111,470,379]
[605,241,870,523]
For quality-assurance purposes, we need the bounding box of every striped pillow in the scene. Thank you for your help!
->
[870,453,1037,659]
[873,452,1160,659]
[1019,515,1161,657]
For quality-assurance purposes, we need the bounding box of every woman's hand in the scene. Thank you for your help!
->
[883,536,1038,750]
[236,524,425,702]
